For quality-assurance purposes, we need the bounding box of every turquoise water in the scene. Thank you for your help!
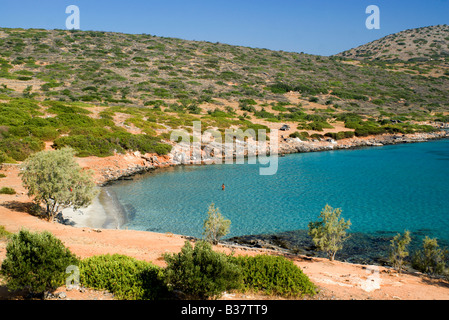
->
[107,139,449,247]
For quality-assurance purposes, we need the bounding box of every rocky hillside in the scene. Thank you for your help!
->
[337,24,449,62]
[0,27,447,164]
[0,27,448,117]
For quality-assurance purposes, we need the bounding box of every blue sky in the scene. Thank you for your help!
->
[0,0,448,56]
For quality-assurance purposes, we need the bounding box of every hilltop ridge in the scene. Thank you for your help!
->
[336,24,449,62]
[0,26,448,115]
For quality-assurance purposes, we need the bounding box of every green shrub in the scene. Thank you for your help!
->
[388,231,411,273]
[45,101,91,115]
[0,136,45,161]
[288,131,309,140]
[240,103,256,113]
[0,229,79,295]
[0,150,16,164]
[0,225,12,239]
[232,255,316,297]
[254,109,276,119]
[0,187,16,194]
[324,131,355,140]
[289,131,302,139]
[411,237,448,276]
[108,132,172,155]
[266,82,293,94]
[79,254,168,300]
[8,125,60,141]
[354,122,386,137]
[55,113,96,128]
[309,121,334,131]
[152,143,172,155]
[53,135,120,157]
[163,240,242,299]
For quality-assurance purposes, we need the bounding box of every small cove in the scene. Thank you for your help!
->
[105,139,449,263]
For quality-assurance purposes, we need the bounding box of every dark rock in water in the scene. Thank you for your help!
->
[228,230,395,265]
[229,229,449,265]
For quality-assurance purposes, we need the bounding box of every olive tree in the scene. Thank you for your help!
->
[203,203,231,245]
[308,204,351,261]
[20,147,97,222]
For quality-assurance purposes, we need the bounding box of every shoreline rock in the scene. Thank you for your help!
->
[95,130,449,186]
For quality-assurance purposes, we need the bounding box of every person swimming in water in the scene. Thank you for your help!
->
[222,183,225,191]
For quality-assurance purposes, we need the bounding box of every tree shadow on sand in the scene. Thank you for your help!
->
[0,283,29,300]
[0,200,76,226]
[1,200,44,218]
[420,275,449,289]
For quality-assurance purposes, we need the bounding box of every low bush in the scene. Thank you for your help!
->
[163,240,242,299]
[298,120,334,132]
[411,237,448,276]
[53,135,121,157]
[0,187,16,194]
[254,109,276,119]
[8,125,60,141]
[324,131,355,140]
[266,82,293,94]
[55,113,96,128]
[54,132,172,157]
[231,255,316,298]
[0,229,79,295]
[45,101,91,115]
[0,225,12,239]
[79,254,169,300]
[0,136,45,161]
[289,131,309,140]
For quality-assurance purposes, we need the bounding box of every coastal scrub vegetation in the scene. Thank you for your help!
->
[231,254,316,297]
[163,240,242,299]
[388,230,412,274]
[0,97,173,163]
[0,229,79,296]
[0,225,12,239]
[0,27,447,145]
[0,229,317,300]
[308,204,351,261]
[202,203,231,245]
[2,227,448,299]
[0,187,16,194]
[19,147,97,221]
[412,236,448,276]
[79,254,169,300]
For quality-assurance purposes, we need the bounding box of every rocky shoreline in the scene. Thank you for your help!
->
[95,130,449,186]
[278,130,449,155]
[60,128,449,268]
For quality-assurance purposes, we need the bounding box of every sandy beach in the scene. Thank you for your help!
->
[1,160,449,301]
[62,187,128,229]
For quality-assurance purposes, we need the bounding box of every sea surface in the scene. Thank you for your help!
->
[106,139,449,263]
